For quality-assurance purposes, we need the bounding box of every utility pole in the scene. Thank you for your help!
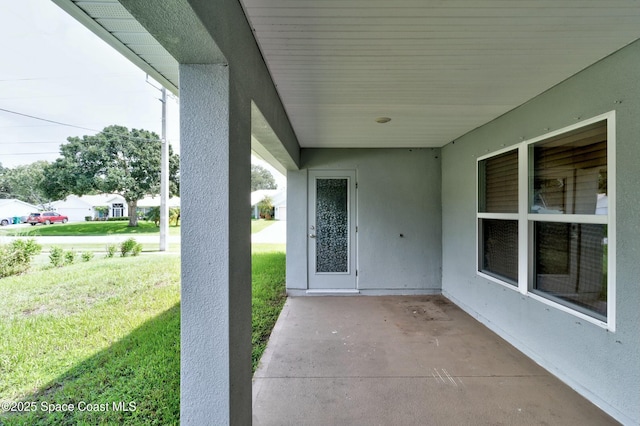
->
[159,86,169,251]
[147,75,169,251]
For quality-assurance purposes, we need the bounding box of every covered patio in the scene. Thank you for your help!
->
[54,1,640,424]
[252,296,617,425]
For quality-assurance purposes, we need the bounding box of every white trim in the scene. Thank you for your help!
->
[606,110,617,332]
[477,271,519,290]
[477,212,519,220]
[527,214,608,224]
[517,144,528,294]
[476,112,616,331]
[305,289,360,295]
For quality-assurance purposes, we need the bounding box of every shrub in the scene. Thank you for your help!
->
[0,239,42,278]
[49,246,65,268]
[120,238,138,257]
[132,242,143,257]
[258,196,274,220]
[81,251,94,262]
[105,244,117,258]
[64,250,77,265]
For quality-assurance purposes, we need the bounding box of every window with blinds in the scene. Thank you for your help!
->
[476,113,614,328]
[478,148,518,284]
[531,121,607,215]
[530,120,608,322]
[479,149,518,213]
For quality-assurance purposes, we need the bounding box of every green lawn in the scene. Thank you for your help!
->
[2,219,273,237]
[251,250,287,371]
[1,221,180,237]
[0,246,286,425]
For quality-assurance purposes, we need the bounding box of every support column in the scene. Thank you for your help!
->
[180,63,252,425]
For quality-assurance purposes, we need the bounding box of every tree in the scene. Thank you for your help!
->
[146,206,180,227]
[251,164,277,191]
[0,162,10,199]
[257,195,274,220]
[42,125,180,227]
[0,161,50,206]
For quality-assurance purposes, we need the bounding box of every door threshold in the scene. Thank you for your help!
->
[306,289,360,295]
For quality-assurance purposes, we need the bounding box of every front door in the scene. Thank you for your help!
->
[308,170,357,291]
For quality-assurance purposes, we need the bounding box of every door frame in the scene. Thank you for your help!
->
[307,170,358,292]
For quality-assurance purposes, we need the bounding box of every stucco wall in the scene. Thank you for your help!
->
[287,148,442,293]
[441,40,640,424]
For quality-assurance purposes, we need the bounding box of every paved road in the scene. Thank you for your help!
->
[1,221,286,245]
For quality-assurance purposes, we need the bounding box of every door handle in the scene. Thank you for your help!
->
[309,234,316,238]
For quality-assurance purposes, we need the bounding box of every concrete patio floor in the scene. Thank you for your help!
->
[252,295,618,425]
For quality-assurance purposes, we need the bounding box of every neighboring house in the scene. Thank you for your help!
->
[52,194,180,222]
[59,2,640,425]
[250,189,281,219]
[137,195,181,218]
[0,199,39,222]
[51,194,127,222]
[272,190,286,221]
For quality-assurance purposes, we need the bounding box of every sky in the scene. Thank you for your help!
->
[0,0,180,169]
[0,0,285,188]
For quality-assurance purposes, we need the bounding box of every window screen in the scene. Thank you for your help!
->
[479,219,518,284]
[534,223,607,319]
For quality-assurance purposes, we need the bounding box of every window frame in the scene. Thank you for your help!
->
[476,111,616,331]
[476,145,520,287]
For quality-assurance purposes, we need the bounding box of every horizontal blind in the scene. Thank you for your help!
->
[533,121,607,215]
[479,149,518,213]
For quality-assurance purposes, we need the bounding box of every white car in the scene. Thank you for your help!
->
[1,217,11,226]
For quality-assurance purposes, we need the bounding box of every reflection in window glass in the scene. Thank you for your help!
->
[531,121,607,215]
[534,222,607,319]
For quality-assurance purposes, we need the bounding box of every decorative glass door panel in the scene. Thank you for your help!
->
[308,171,357,290]
[316,178,348,273]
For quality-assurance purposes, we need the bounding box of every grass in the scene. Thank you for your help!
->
[251,250,287,371]
[0,245,286,425]
[1,221,180,237]
[1,218,273,239]
[0,255,181,425]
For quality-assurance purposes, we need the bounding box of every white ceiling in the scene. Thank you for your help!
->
[240,0,640,148]
[55,0,640,149]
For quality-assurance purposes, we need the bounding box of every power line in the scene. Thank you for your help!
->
[0,107,166,144]
[0,141,60,145]
[2,152,60,156]
[0,107,98,133]
[0,73,141,83]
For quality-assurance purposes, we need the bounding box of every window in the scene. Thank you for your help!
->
[477,112,615,329]
[112,203,124,218]
[478,149,519,284]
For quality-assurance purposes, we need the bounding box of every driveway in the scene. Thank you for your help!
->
[252,220,286,244]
